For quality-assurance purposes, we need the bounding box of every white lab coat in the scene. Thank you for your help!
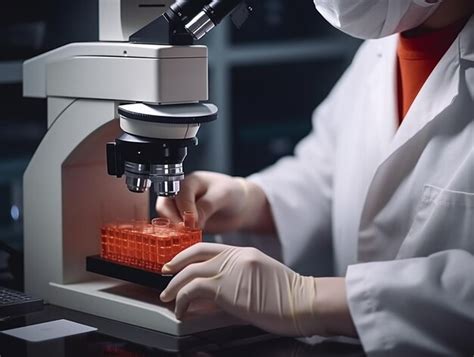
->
[249,16,474,356]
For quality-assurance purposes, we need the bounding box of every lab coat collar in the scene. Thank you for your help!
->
[380,14,474,166]
[460,15,474,62]
[366,35,399,154]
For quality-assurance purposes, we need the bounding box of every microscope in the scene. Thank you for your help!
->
[23,0,252,339]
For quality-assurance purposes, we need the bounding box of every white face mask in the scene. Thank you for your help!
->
[314,0,442,39]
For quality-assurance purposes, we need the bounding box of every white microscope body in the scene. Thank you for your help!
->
[23,0,240,336]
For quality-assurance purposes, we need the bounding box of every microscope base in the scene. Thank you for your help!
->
[48,278,241,336]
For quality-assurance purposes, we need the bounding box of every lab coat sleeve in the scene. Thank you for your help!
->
[248,101,336,273]
[248,41,370,273]
[346,249,474,356]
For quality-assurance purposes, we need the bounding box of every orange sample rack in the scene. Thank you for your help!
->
[100,212,201,273]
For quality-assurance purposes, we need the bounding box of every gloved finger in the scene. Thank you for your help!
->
[194,186,229,229]
[160,261,217,302]
[162,242,229,274]
[174,277,216,319]
[155,197,181,224]
[174,174,207,221]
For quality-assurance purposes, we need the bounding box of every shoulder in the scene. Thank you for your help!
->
[320,35,397,106]
[349,35,398,73]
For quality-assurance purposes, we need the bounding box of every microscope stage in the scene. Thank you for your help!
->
[86,255,173,290]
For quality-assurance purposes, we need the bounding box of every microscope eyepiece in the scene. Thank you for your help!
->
[185,0,244,40]
[130,0,252,45]
[185,11,215,41]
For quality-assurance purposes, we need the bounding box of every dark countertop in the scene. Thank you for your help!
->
[0,304,364,356]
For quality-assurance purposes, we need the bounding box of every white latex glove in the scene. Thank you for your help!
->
[156,171,248,232]
[160,243,323,337]
[156,171,275,235]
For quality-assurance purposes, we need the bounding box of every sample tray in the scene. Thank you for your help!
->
[86,255,173,290]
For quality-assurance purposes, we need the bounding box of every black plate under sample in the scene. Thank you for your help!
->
[86,255,173,290]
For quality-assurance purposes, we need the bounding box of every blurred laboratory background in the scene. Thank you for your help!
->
[0,0,360,289]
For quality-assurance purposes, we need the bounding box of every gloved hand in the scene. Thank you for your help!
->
[160,243,324,337]
[156,171,274,234]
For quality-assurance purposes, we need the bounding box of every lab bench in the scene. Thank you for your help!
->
[0,304,364,356]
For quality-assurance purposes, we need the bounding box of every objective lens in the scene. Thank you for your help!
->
[126,176,151,193]
[124,162,151,193]
[155,180,181,197]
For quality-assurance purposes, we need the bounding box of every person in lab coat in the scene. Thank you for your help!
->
[158,0,474,355]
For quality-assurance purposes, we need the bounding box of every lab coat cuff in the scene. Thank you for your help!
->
[346,263,395,356]
[246,174,287,259]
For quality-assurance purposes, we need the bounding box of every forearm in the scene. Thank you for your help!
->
[315,277,357,337]
[237,178,277,235]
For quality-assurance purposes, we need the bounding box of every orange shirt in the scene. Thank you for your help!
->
[397,19,467,124]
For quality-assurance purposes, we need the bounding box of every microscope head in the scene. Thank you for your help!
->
[104,0,252,197]
[106,103,217,197]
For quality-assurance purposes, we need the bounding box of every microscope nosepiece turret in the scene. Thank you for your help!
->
[106,103,217,197]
